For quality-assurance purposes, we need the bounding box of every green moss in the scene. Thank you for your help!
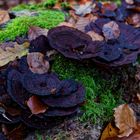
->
[52,55,124,125]
[43,0,58,7]
[11,4,41,11]
[0,10,65,42]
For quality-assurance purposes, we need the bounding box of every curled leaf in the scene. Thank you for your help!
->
[114,104,137,138]
[27,52,50,74]
[102,21,120,40]
[0,10,10,25]
[26,95,47,115]
[28,26,48,41]
[72,1,94,16]
[100,122,119,140]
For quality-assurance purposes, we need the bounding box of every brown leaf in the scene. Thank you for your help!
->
[58,22,75,28]
[114,104,137,138]
[26,95,47,115]
[0,10,10,25]
[75,15,97,32]
[6,107,21,117]
[87,31,104,41]
[27,52,50,74]
[101,2,118,13]
[126,14,140,28]
[8,125,26,140]
[28,26,48,41]
[71,1,94,16]
[102,21,120,40]
[100,122,119,140]
[53,2,62,10]
[0,42,29,67]
[125,0,134,5]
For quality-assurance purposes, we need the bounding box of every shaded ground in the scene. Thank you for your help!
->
[25,118,102,140]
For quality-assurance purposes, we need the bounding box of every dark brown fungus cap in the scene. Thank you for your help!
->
[29,35,52,55]
[47,26,99,60]
[7,70,31,109]
[22,71,60,96]
[42,83,85,108]
[44,107,79,117]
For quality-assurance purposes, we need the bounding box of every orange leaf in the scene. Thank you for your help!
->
[0,10,10,25]
[114,104,137,138]
[100,122,119,140]
[26,96,47,115]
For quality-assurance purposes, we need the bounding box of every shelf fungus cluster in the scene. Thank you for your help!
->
[0,37,85,139]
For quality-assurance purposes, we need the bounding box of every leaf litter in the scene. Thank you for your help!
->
[1,0,140,139]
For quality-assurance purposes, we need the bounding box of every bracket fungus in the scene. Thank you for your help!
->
[47,18,140,67]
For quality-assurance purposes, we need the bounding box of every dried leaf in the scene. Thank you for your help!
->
[58,22,75,28]
[87,31,104,41]
[0,10,10,25]
[102,21,120,40]
[114,104,137,137]
[125,0,134,5]
[72,1,94,16]
[101,2,118,12]
[0,42,29,67]
[7,124,27,140]
[127,14,140,28]
[28,26,48,41]
[75,16,97,32]
[27,52,50,74]
[100,122,119,140]
[26,95,47,115]
[137,93,140,102]
[53,2,61,10]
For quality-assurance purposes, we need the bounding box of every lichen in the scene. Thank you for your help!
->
[0,10,65,42]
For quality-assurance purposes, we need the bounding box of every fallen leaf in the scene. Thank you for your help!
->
[27,52,50,74]
[28,26,48,41]
[137,93,140,102]
[7,124,27,140]
[114,104,137,137]
[58,22,75,28]
[118,124,140,140]
[127,14,140,28]
[72,1,94,16]
[0,42,29,67]
[53,2,61,10]
[125,0,134,5]
[102,21,120,40]
[0,10,10,25]
[100,122,119,140]
[101,2,118,12]
[87,31,104,41]
[75,16,97,32]
[26,95,47,115]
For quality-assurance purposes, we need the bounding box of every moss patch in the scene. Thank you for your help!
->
[52,55,124,125]
[0,10,65,42]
